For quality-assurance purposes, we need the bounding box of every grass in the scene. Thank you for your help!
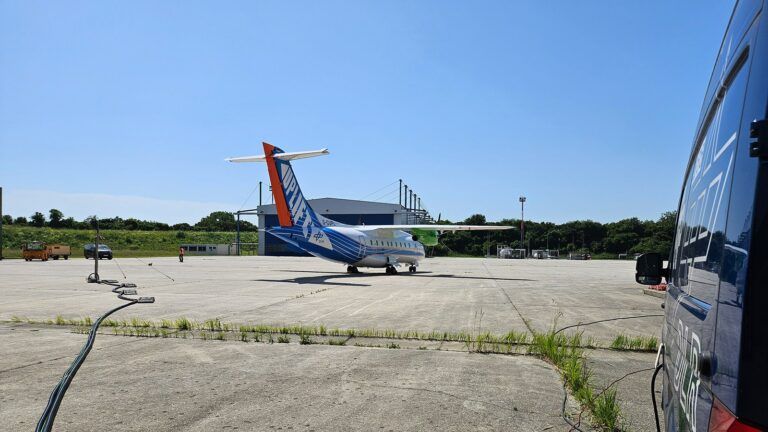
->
[0,225,258,258]
[277,335,290,343]
[610,334,658,351]
[528,326,623,431]
[26,315,654,355]
[328,338,347,346]
[592,388,621,430]
[175,317,192,330]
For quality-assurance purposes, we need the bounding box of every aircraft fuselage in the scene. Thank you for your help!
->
[268,226,425,268]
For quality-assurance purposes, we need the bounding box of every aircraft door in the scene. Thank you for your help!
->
[358,236,366,259]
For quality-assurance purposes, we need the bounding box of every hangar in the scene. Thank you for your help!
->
[256,198,427,256]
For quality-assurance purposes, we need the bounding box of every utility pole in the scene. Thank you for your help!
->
[519,196,526,255]
[258,181,262,206]
[404,185,409,209]
[236,213,241,256]
[414,194,418,223]
[399,179,402,207]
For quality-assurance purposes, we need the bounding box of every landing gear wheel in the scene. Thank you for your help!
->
[385,265,398,275]
[346,265,360,274]
[409,266,416,273]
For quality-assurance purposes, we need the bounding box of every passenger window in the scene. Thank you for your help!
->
[671,52,749,305]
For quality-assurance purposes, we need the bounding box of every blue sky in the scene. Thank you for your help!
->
[0,1,735,224]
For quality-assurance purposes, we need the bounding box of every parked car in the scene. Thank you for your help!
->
[568,252,591,260]
[84,244,113,260]
[636,1,768,430]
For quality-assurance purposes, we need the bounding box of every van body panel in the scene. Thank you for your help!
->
[662,1,767,430]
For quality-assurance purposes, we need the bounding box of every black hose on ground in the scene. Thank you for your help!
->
[651,363,664,432]
[35,280,154,432]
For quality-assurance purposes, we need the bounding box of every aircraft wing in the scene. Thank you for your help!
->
[353,225,512,232]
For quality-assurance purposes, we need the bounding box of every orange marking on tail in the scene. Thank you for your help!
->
[264,142,293,227]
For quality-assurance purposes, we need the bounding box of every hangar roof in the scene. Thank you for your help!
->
[257,198,406,215]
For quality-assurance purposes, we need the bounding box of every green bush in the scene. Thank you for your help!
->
[0,226,257,257]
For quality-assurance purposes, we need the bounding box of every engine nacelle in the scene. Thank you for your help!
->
[410,228,438,246]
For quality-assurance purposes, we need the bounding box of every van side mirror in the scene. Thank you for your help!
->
[635,253,667,285]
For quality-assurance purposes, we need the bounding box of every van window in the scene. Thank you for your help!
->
[671,53,749,305]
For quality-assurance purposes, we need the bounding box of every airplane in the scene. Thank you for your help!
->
[227,143,511,274]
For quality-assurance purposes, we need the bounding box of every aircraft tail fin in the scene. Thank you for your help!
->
[226,142,328,228]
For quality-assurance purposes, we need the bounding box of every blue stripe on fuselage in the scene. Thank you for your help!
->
[268,227,423,264]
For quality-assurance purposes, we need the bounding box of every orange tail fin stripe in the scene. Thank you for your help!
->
[263,142,293,227]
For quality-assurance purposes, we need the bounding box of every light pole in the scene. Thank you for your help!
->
[519,196,526,254]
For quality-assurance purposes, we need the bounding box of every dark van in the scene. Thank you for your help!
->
[637,1,768,430]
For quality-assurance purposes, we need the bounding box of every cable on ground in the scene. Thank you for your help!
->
[35,279,154,432]
[134,257,175,281]
[554,314,664,335]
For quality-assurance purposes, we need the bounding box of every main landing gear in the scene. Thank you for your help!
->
[385,265,398,275]
[346,265,360,274]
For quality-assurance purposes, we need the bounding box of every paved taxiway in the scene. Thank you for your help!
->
[0,256,663,431]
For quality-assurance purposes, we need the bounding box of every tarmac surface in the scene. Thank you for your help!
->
[0,256,664,431]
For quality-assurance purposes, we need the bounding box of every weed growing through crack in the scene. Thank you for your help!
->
[175,317,192,330]
[328,339,346,346]
[204,318,223,332]
[277,335,290,343]
[528,324,623,431]
[592,388,621,430]
[610,334,658,351]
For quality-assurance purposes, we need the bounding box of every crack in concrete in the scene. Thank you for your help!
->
[344,378,517,413]
[481,262,534,335]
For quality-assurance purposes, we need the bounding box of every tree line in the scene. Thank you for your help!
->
[435,211,676,258]
[2,208,676,257]
[1,210,258,232]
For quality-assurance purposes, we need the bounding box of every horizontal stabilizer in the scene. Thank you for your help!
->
[226,148,329,163]
[355,225,512,232]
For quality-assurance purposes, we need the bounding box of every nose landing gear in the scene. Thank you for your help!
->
[346,265,360,274]
[408,265,416,273]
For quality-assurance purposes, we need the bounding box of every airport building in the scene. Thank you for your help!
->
[256,198,427,256]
